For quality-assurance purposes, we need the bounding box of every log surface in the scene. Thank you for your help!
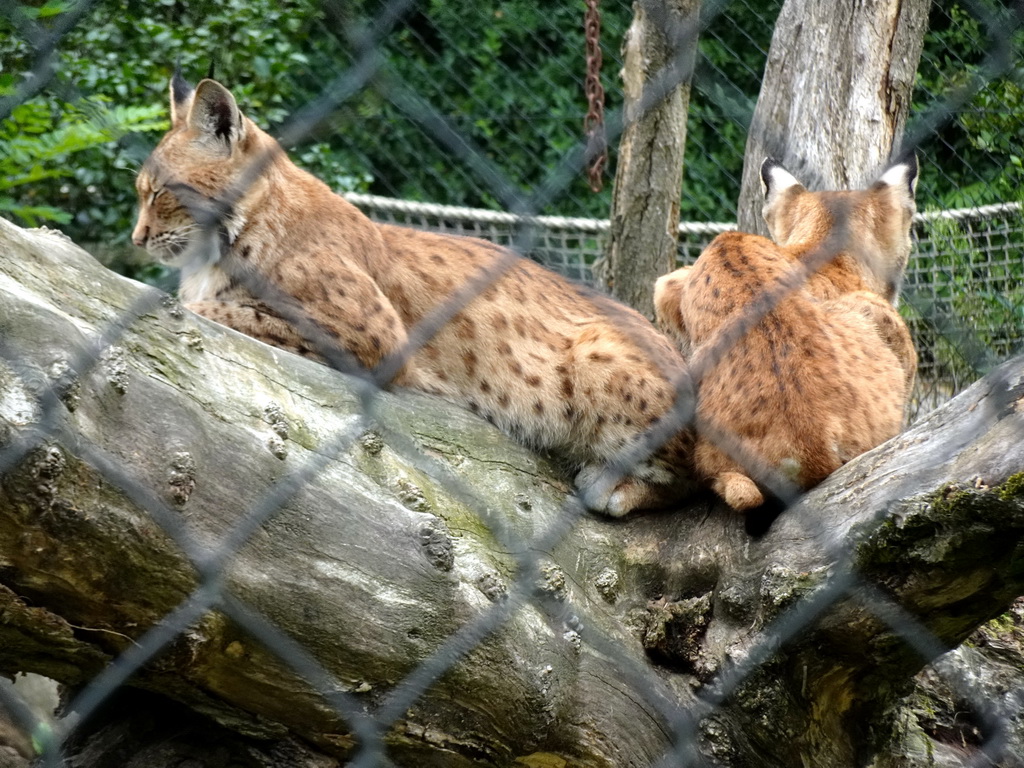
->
[0,217,1022,767]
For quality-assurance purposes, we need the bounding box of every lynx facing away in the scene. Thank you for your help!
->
[132,72,696,516]
[654,158,918,511]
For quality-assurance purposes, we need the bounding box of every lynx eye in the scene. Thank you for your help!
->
[149,189,165,206]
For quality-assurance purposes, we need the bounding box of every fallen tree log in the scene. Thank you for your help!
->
[0,216,1022,767]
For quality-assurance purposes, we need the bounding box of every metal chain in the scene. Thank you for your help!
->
[584,0,606,193]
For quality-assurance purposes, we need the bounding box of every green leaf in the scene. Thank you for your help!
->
[37,1,71,19]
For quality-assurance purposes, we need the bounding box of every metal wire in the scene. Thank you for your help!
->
[1,0,1023,766]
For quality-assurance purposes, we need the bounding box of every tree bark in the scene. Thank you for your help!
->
[1,216,1023,767]
[736,0,930,234]
[600,0,700,319]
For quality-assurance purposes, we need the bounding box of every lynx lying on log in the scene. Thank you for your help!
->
[131,70,696,516]
[654,158,918,511]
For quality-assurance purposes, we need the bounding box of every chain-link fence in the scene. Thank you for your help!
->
[346,192,1024,420]
[1,0,1024,766]
[6,0,1016,412]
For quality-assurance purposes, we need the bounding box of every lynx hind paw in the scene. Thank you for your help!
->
[712,471,765,512]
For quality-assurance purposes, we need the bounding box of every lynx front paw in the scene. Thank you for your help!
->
[575,466,676,518]
[575,465,621,516]
[712,471,764,511]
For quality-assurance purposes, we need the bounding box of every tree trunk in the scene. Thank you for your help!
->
[736,0,930,234]
[600,0,700,318]
[1,216,1023,767]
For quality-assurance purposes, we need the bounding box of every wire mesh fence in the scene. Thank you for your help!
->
[1,0,1024,766]
[346,192,1024,420]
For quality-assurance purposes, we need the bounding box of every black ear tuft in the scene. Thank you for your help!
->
[206,55,216,82]
[890,148,917,172]
[878,151,920,197]
[885,148,918,191]
[900,152,919,195]
[760,157,779,192]
[760,157,803,198]
[171,61,193,109]
[904,151,918,177]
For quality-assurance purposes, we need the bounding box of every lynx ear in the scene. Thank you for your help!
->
[187,79,247,152]
[760,158,804,198]
[876,154,919,200]
[760,158,806,235]
[169,64,194,129]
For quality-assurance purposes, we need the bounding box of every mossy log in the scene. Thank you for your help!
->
[0,216,1023,767]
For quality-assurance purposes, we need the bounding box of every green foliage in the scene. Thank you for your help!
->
[682,1,782,220]
[0,0,1021,249]
[0,0,786,241]
[0,0,345,244]
[913,1,1024,210]
[902,208,1024,386]
[0,91,166,226]
[894,1,1024,386]
[297,0,630,216]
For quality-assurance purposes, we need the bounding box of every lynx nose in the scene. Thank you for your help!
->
[131,225,149,248]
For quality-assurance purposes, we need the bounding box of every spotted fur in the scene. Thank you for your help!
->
[132,74,696,516]
[653,158,918,511]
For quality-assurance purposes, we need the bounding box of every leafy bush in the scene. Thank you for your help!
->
[1,0,1022,246]
[0,0,785,243]
[0,0,350,246]
[912,1,1024,210]
[903,210,1024,385]
[0,93,166,226]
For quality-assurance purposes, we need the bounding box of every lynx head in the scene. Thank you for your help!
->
[132,70,274,265]
[760,156,919,303]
